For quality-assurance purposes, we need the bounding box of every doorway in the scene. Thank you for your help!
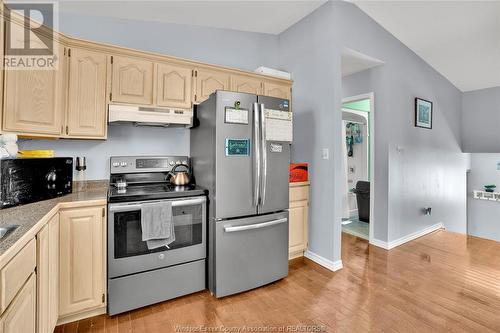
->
[341,94,374,242]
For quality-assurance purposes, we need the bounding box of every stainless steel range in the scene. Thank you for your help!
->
[107,156,207,315]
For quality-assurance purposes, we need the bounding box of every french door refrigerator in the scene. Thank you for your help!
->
[191,91,292,297]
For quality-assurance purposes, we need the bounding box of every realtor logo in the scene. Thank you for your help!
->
[4,1,58,70]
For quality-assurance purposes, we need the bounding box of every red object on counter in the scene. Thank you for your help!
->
[289,163,308,182]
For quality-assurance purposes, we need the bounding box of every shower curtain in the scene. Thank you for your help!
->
[341,121,350,219]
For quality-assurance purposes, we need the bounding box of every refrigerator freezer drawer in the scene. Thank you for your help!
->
[214,212,289,297]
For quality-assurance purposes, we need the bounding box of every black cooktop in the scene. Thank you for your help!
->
[108,183,207,203]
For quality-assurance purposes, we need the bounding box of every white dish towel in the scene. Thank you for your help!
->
[140,201,175,250]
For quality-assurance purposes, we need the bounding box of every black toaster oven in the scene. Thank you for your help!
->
[0,157,73,208]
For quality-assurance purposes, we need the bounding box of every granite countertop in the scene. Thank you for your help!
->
[0,180,108,259]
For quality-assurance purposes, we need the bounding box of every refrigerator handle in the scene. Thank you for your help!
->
[260,103,267,205]
[253,102,261,206]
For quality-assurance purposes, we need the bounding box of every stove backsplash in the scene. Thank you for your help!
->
[19,125,189,180]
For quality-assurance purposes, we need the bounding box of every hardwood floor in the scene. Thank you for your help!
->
[56,230,500,332]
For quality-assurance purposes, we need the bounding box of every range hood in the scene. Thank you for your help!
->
[108,104,193,127]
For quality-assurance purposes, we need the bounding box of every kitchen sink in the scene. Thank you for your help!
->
[0,225,19,241]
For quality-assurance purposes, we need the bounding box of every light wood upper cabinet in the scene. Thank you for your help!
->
[59,206,106,317]
[0,274,36,333]
[263,81,291,101]
[66,48,107,138]
[231,75,263,95]
[194,69,230,103]
[3,42,65,136]
[37,214,59,333]
[157,63,192,109]
[111,56,154,105]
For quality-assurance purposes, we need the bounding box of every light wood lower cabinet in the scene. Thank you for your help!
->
[0,274,36,333]
[59,206,106,317]
[0,239,36,313]
[36,214,59,333]
[66,48,108,138]
[289,182,309,259]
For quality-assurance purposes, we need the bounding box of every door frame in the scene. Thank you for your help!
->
[341,92,375,244]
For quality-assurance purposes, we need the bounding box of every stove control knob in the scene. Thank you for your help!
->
[112,162,120,167]
[182,160,188,165]
[120,162,127,167]
[176,160,181,165]
[169,161,175,166]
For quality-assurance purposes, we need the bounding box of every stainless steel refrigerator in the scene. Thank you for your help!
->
[190,91,291,298]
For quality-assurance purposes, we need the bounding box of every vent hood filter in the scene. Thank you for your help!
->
[108,104,193,127]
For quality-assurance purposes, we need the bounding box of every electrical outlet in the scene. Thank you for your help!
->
[322,148,329,160]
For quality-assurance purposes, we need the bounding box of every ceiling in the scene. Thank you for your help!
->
[58,0,326,35]
[353,1,500,92]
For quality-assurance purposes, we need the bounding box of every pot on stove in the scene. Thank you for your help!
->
[167,164,191,186]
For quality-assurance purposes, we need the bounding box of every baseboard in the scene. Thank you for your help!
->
[304,250,343,272]
[57,306,106,326]
[369,237,389,250]
[370,222,444,250]
[289,250,305,260]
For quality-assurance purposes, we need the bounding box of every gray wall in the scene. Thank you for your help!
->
[461,87,500,153]
[21,12,279,180]
[21,3,472,264]
[279,1,467,261]
[19,125,189,180]
[57,11,279,72]
[467,154,500,241]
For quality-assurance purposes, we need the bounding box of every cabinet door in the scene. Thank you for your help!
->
[59,206,105,317]
[263,81,291,101]
[37,214,59,333]
[157,63,192,109]
[111,56,154,105]
[3,42,64,136]
[231,75,263,95]
[48,214,59,331]
[0,274,36,333]
[289,200,308,258]
[36,224,50,333]
[66,48,107,138]
[194,69,229,103]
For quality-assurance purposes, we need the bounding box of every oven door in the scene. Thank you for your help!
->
[108,196,206,278]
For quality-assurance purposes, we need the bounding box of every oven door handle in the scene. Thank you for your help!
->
[109,197,206,212]
[108,204,143,212]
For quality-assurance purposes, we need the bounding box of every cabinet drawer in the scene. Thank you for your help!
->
[0,239,36,314]
[289,186,309,202]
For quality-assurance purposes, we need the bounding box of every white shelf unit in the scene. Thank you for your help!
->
[473,190,500,202]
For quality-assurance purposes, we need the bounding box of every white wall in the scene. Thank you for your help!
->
[467,154,500,241]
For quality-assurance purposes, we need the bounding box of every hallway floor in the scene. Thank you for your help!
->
[56,231,500,332]
[342,215,369,240]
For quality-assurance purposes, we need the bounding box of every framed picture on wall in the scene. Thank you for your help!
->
[415,98,433,129]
